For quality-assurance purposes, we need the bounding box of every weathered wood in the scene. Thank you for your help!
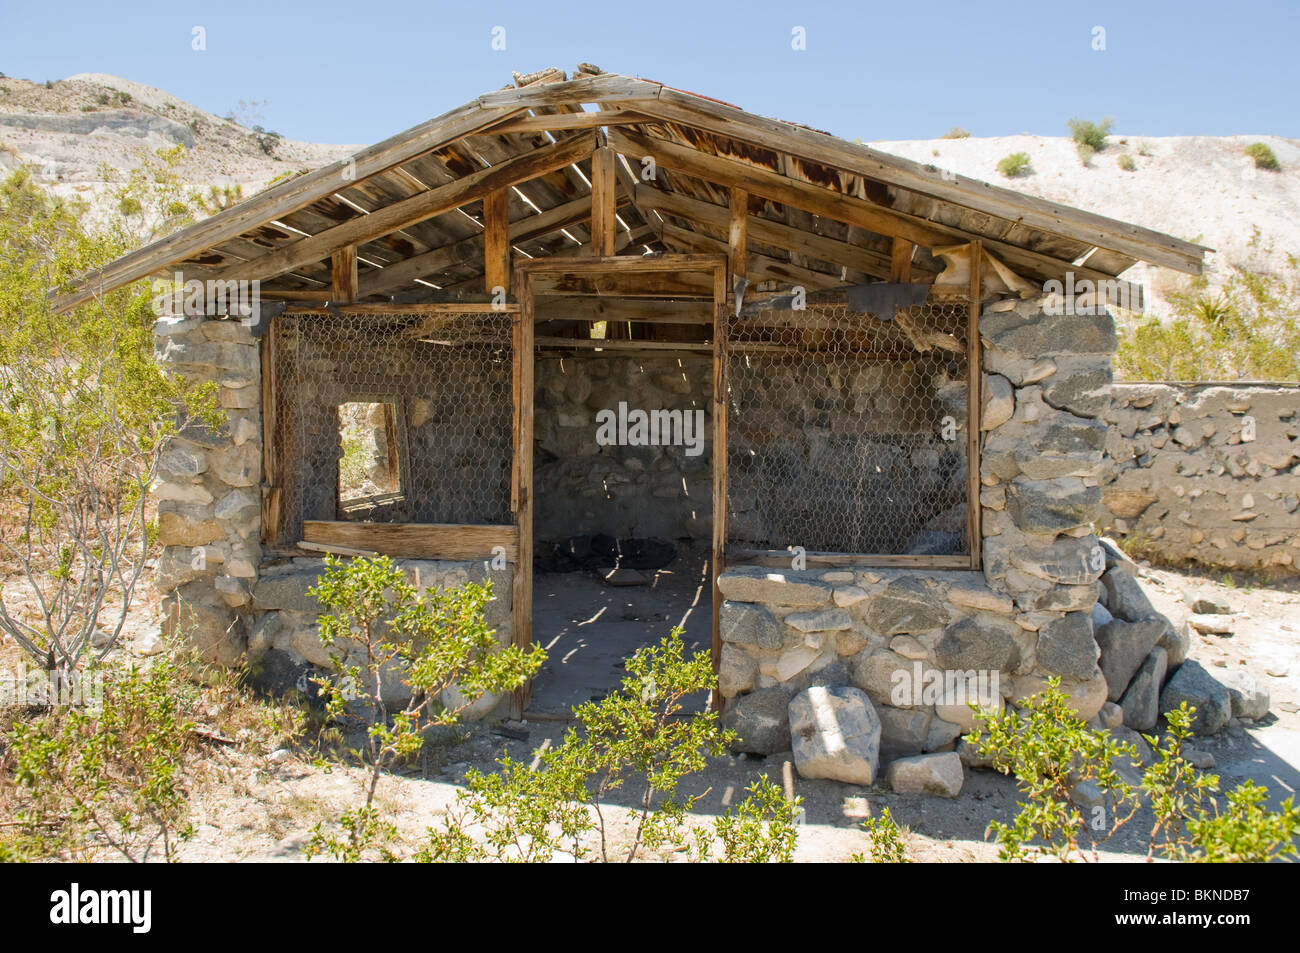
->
[483,108,658,134]
[658,223,843,291]
[284,302,520,315]
[711,264,727,695]
[639,89,1207,274]
[208,131,598,286]
[728,187,748,285]
[302,521,518,560]
[589,145,617,256]
[890,238,914,283]
[967,241,983,571]
[331,246,358,303]
[511,273,536,718]
[260,326,281,544]
[726,550,973,569]
[484,188,511,295]
[535,336,711,352]
[535,297,712,324]
[297,540,377,557]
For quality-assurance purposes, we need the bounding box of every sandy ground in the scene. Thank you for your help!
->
[165,556,1299,864]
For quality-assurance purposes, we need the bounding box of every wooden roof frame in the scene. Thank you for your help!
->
[50,66,1210,314]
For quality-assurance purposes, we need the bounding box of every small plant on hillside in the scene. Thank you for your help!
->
[2,657,198,862]
[1117,153,1137,172]
[968,680,1300,862]
[1068,116,1114,152]
[1244,142,1279,171]
[416,631,802,863]
[1137,140,1152,157]
[997,152,1031,177]
[942,127,971,139]
[301,555,543,862]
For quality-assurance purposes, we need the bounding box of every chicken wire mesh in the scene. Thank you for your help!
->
[723,300,972,556]
[271,310,514,545]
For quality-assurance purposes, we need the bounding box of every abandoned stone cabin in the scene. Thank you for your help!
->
[55,66,1211,759]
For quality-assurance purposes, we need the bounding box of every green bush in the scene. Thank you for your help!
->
[942,127,971,139]
[1245,142,1279,170]
[1117,153,1137,172]
[967,678,1300,862]
[1068,116,1114,151]
[997,152,1031,177]
[1116,232,1300,381]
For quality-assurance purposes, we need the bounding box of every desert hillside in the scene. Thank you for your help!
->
[2,72,1297,319]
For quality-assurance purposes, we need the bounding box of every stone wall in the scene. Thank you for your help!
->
[717,296,1163,786]
[534,355,713,544]
[1098,383,1300,572]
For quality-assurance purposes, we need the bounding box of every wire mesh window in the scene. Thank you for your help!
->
[723,299,973,557]
[271,310,514,545]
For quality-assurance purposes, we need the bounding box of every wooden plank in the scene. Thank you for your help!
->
[890,238,914,283]
[483,188,511,295]
[260,325,281,544]
[284,302,520,315]
[478,74,663,109]
[535,297,712,324]
[728,187,748,286]
[482,108,658,135]
[302,521,518,560]
[640,90,1207,274]
[631,184,914,279]
[589,145,617,256]
[726,550,973,569]
[658,223,843,292]
[207,131,598,287]
[331,246,358,303]
[535,336,711,352]
[611,128,1148,295]
[518,252,726,275]
[711,262,727,695]
[511,272,536,718]
[967,241,983,571]
[297,540,378,557]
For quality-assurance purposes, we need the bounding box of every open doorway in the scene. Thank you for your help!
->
[527,339,715,713]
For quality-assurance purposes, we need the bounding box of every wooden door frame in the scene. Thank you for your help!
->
[510,254,729,717]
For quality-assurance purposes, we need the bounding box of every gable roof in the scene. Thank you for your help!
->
[51,65,1208,313]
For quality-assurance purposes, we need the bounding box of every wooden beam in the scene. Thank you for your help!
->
[535,297,712,324]
[589,145,617,256]
[726,550,972,569]
[482,109,657,135]
[890,238,914,283]
[331,246,358,303]
[357,192,631,298]
[711,264,727,697]
[639,90,1207,274]
[658,223,843,291]
[728,187,748,285]
[967,241,983,571]
[511,275,536,718]
[535,336,711,352]
[302,521,518,560]
[483,189,511,295]
[207,131,598,286]
[612,128,1149,296]
[632,184,913,279]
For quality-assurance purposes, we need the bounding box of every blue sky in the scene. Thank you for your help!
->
[2,0,1296,145]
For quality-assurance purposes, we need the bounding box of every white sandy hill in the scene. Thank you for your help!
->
[870,133,1300,315]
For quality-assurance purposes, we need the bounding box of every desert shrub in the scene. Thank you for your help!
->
[1117,153,1136,171]
[413,631,802,864]
[1116,234,1300,381]
[301,555,544,861]
[852,806,911,863]
[1068,116,1114,152]
[942,127,971,139]
[2,657,198,861]
[967,679,1300,862]
[997,152,1031,177]
[1245,142,1279,170]
[0,157,220,677]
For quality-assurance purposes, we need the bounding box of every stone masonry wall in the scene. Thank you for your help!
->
[152,312,513,715]
[717,297,1189,783]
[1097,383,1300,573]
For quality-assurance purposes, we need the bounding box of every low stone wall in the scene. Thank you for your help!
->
[1098,383,1300,572]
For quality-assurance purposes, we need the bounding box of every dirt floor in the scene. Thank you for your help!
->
[4,554,1298,863]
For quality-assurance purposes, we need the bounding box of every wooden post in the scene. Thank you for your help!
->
[510,271,535,718]
[589,144,617,257]
[728,187,748,286]
[967,241,983,570]
[484,188,511,295]
[330,246,358,303]
[260,324,281,544]
[711,263,728,702]
[890,237,914,283]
